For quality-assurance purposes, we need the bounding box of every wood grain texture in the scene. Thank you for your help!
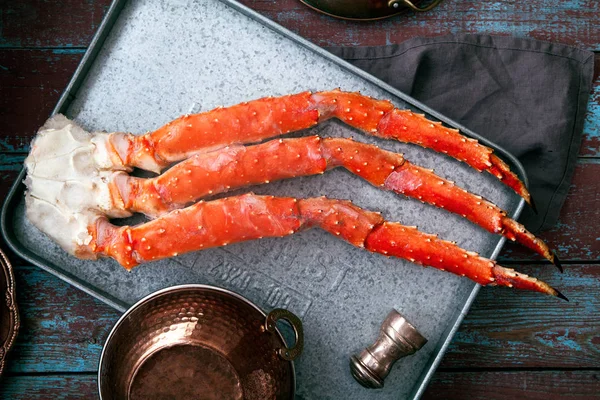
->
[238,0,600,49]
[423,371,600,399]
[1,371,599,399]
[0,0,108,48]
[500,161,600,262]
[0,50,84,153]
[0,375,98,399]
[582,63,600,157]
[4,266,118,374]
[2,0,598,50]
[442,264,600,368]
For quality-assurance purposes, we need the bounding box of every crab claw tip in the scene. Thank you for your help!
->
[529,195,538,214]
[552,251,563,273]
[554,288,569,302]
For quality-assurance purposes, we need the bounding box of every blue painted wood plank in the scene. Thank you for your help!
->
[441,264,600,368]
[0,49,84,153]
[2,0,599,50]
[4,266,119,374]
[0,375,98,399]
[0,0,109,48]
[581,69,600,157]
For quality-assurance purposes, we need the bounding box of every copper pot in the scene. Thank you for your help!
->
[299,0,444,20]
[98,284,303,399]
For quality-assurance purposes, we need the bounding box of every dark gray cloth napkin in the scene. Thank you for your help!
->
[327,34,594,232]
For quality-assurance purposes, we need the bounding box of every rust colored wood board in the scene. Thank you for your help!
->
[2,0,599,49]
[423,370,600,399]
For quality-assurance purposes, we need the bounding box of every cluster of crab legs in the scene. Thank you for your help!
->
[26,90,565,299]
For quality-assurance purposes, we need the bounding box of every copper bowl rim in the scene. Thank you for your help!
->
[97,284,296,399]
[297,0,437,21]
[298,0,408,21]
[0,248,19,376]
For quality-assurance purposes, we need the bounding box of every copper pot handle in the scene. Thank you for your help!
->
[388,0,444,12]
[265,308,304,361]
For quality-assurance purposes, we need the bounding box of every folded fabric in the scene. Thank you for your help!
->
[327,34,594,232]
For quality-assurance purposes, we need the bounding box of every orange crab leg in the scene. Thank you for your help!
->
[89,194,563,299]
[113,136,327,216]
[111,137,555,265]
[110,92,318,172]
[382,163,558,267]
[328,138,557,267]
[109,90,531,205]
[311,90,531,205]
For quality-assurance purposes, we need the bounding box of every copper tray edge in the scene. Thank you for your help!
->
[0,248,19,376]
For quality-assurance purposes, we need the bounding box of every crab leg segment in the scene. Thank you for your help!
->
[113,90,530,204]
[311,91,531,204]
[116,136,327,215]
[90,194,561,298]
[324,139,552,265]
[117,92,317,172]
[383,163,557,266]
[363,222,562,298]
[93,195,303,269]
[113,137,554,264]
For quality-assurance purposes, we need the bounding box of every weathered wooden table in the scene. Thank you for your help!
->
[1,0,598,398]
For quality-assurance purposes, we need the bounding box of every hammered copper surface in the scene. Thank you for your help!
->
[99,285,297,399]
[0,248,19,376]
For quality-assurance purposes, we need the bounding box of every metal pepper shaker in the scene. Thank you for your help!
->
[350,310,427,389]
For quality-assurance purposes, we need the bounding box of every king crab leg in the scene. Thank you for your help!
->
[88,193,563,299]
[109,136,557,266]
[24,102,562,301]
[101,90,533,206]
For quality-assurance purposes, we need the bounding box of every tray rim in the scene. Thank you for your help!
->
[0,0,527,398]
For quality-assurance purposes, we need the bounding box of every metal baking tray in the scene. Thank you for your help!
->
[1,0,527,398]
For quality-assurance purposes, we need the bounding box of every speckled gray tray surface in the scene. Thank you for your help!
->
[4,0,525,398]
